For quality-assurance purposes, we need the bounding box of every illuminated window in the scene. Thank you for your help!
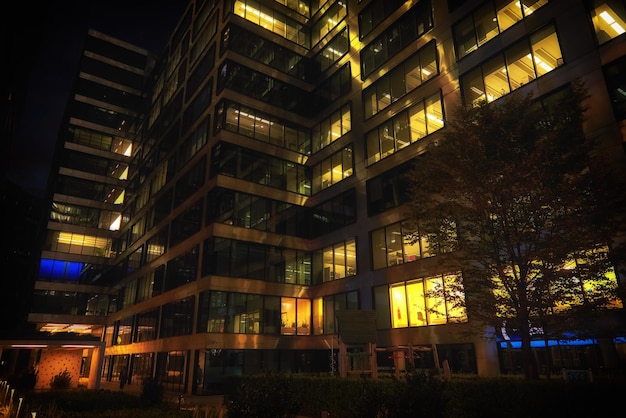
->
[483,55,510,102]
[390,283,409,328]
[313,297,324,335]
[363,42,438,119]
[387,274,467,329]
[371,221,431,270]
[367,92,444,165]
[530,25,562,77]
[312,146,353,193]
[454,0,548,59]
[461,24,562,107]
[406,280,427,326]
[590,0,626,44]
[232,0,308,47]
[51,231,112,257]
[281,297,296,334]
[281,297,311,335]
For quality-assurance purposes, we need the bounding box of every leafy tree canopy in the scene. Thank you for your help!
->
[405,81,621,379]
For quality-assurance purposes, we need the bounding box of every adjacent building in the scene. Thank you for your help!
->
[19,0,626,395]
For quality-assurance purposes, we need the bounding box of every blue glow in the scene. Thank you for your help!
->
[500,339,597,349]
[39,259,82,281]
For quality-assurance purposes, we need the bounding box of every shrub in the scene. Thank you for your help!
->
[140,377,165,406]
[50,369,72,390]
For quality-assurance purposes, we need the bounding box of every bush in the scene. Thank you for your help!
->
[24,389,189,417]
[141,377,165,406]
[50,369,72,390]
[222,372,626,418]
[225,372,300,418]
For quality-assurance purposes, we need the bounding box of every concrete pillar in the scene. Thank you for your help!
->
[88,346,104,390]
[474,336,500,377]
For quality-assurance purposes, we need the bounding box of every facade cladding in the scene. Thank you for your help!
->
[29,0,626,394]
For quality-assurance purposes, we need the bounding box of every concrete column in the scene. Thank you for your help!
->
[88,346,105,390]
[474,335,500,377]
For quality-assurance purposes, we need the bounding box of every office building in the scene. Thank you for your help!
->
[15,0,626,395]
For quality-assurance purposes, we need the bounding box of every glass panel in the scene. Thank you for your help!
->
[380,122,395,159]
[426,276,447,325]
[590,0,626,45]
[406,280,427,326]
[371,228,387,270]
[366,130,381,165]
[461,67,486,107]
[409,102,426,141]
[313,297,324,334]
[483,55,510,102]
[520,0,548,16]
[496,0,522,32]
[341,105,351,134]
[390,283,408,328]
[342,147,353,177]
[296,299,311,335]
[405,54,422,91]
[269,120,283,146]
[333,242,346,279]
[454,15,477,58]
[323,246,334,282]
[346,238,356,277]
[420,43,437,82]
[530,25,562,77]
[320,158,331,189]
[420,228,432,258]
[254,116,268,145]
[389,67,406,102]
[505,41,535,90]
[394,112,410,150]
[474,3,499,46]
[374,286,391,329]
[425,94,444,134]
[330,110,342,143]
[402,225,421,262]
[444,273,468,322]
[238,107,255,137]
[386,223,403,266]
[331,152,342,184]
[376,79,392,112]
[281,297,296,334]
[364,86,377,119]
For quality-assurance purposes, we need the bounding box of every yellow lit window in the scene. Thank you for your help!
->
[590,1,626,44]
[406,280,427,326]
[390,283,409,328]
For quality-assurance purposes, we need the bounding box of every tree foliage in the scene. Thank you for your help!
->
[405,81,620,379]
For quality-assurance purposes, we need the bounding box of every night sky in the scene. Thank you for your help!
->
[7,0,188,198]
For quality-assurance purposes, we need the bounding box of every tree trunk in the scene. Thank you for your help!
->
[520,324,539,380]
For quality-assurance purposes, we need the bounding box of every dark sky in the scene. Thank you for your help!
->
[8,0,188,198]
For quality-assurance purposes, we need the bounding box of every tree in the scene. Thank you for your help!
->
[405,81,621,380]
